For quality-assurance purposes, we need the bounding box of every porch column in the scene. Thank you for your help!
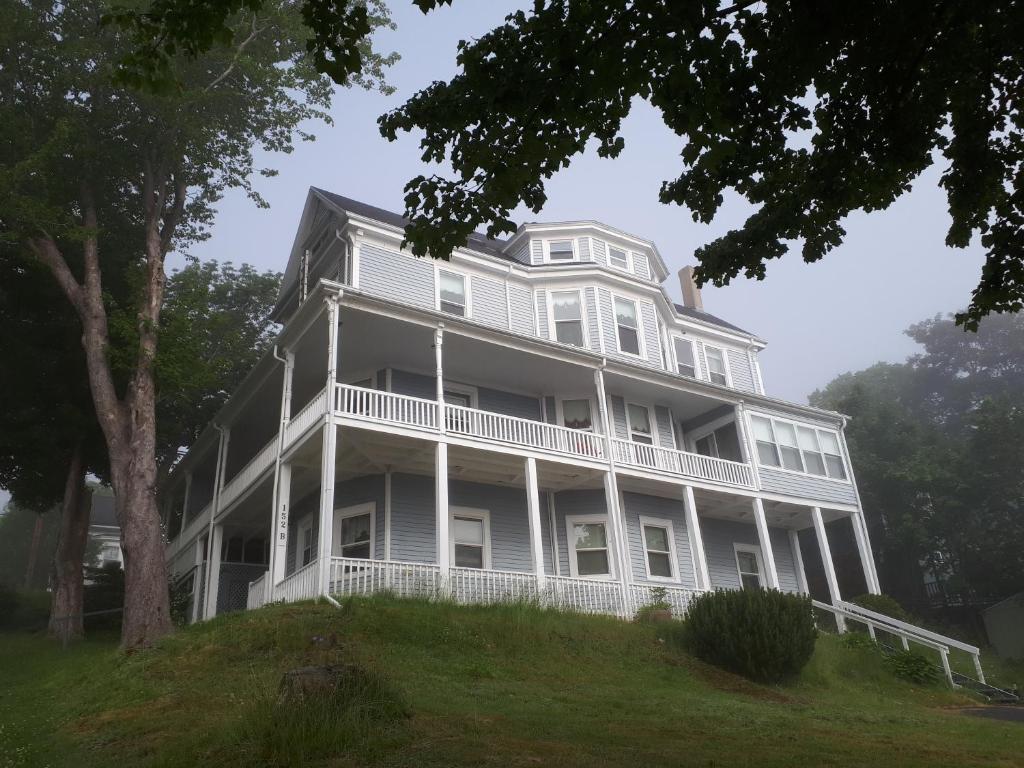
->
[181,472,193,531]
[682,485,711,591]
[190,536,205,624]
[850,512,880,595]
[751,498,780,589]
[267,347,295,600]
[524,457,546,589]
[269,461,291,591]
[811,506,846,631]
[434,323,445,418]
[789,529,809,594]
[436,442,450,580]
[317,296,341,596]
[733,401,754,469]
[203,524,224,619]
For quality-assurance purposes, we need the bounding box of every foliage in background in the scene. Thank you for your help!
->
[811,312,1024,607]
[679,589,817,683]
[885,649,943,686]
[0,502,61,591]
[849,593,911,623]
[379,1,1024,329]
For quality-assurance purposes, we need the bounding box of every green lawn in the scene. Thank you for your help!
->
[1,597,1022,767]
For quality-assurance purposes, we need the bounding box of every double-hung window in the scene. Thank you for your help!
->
[439,270,467,316]
[614,297,641,355]
[567,515,612,578]
[548,239,575,262]
[640,518,676,580]
[561,399,593,431]
[695,432,719,458]
[607,245,629,270]
[335,505,374,559]
[750,414,849,480]
[705,346,728,385]
[451,509,490,569]
[627,403,653,445]
[551,291,585,347]
[673,337,697,378]
[299,517,315,568]
[734,545,764,590]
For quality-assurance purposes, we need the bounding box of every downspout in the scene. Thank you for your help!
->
[265,344,293,601]
[203,422,229,619]
[333,229,352,284]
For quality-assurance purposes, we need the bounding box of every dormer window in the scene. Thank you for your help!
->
[438,270,467,316]
[547,239,575,262]
[607,246,629,270]
[704,346,729,386]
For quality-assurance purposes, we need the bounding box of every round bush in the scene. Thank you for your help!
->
[682,589,817,683]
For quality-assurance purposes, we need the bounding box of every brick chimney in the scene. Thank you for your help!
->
[678,266,704,311]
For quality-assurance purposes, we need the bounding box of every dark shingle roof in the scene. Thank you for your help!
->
[673,303,754,337]
[313,189,510,258]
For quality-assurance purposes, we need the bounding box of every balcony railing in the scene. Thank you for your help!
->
[249,557,703,621]
[335,383,438,431]
[611,438,755,489]
[285,387,329,446]
[220,437,279,510]
[246,571,268,610]
[444,404,606,461]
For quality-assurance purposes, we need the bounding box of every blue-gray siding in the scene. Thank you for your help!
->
[700,517,799,592]
[584,287,601,350]
[390,369,435,399]
[621,492,697,588]
[727,349,756,393]
[757,467,859,506]
[389,369,541,421]
[359,243,434,309]
[610,395,628,439]
[535,290,549,338]
[654,406,675,448]
[596,288,659,367]
[471,275,508,328]
[591,237,607,267]
[509,284,535,335]
[530,240,544,265]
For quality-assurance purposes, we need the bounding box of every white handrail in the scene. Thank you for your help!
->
[247,572,268,610]
[274,560,321,603]
[285,387,329,446]
[444,404,606,460]
[836,600,980,655]
[610,438,755,488]
[219,437,278,510]
[335,384,438,430]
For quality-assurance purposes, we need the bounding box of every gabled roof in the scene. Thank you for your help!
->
[672,303,754,337]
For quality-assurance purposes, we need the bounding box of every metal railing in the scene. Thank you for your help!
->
[335,384,438,430]
[444,404,606,460]
[611,438,755,488]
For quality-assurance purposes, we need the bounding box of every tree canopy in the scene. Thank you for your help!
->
[811,312,1024,607]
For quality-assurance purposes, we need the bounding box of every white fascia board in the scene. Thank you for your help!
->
[504,221,668,279]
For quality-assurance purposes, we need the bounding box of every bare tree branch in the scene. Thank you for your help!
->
[205,14,263,92]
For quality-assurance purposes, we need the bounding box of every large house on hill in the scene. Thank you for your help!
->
[163,188,879,618]
[160,188,989,687]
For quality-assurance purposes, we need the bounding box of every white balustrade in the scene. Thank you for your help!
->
[329,557,442,600]
[542,575,629,617]
[285,387,329,446]
[247,571,268,610]
[335,384,438,430]
[611,438,755,488]
[450,566,540,604]
[628,583,701,617]
[444,404,605,460]
[273,560,321,603]
[219,438,279,510]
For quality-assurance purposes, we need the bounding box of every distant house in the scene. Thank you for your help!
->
[89,494,121,569]
[983,593,1024,660]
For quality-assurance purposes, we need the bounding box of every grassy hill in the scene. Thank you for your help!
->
[1,597,1022,767]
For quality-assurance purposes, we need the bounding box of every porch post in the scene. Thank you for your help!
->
[850,512,880,595]
[524,457,546,590]
[434,323,445,417]
[317,296,341,597]
[811,506,846,631]
[789,529,809,594]
[682,485,711,591]
[267,347,295,601]
[436,442,450,584]
[751,497,780,589]
[190,536,205,624]
[203,524,224,619]
[181,472,193,531]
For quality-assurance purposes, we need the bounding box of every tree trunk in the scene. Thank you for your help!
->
[48,443,91,643]
[23,514,44,590]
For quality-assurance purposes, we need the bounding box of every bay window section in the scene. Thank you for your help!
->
[750,415,781,467]
[548,239,575,261]
[551,291,585,347]
[797,427,827,476]
[818,431,848,479]
[439,270,467,316]
[608,245,629,270]
[705,346,728,385]
[749,414,850,480]
[772,421,804,472]
[673,337,697,378]
[614,297,641,355]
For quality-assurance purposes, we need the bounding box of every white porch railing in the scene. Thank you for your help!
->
[220,438,278,510]
[450,566,540,604]
[285,387,329,446]
[246,571,268,610]
[629,583,702,616]
[273,560,321,603]
[329,557,442,599]
[335,384,438,431]
[544,575,629,617]
[611,438,755,489]
[444,404,606,460]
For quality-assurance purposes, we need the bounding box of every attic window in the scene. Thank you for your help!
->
[608,246,629,270]
[548,239,575,261]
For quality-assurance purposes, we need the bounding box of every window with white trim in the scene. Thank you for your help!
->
[547,239,575,262]
[734,544,764,590]
[607,245,629,270]
[640,518,676,580]
[551,290,585,347]
[695,433,718,458]
[567,515,612,578]
[561,398,593,430]
[705,346,728,385]
[439,270,467,316]
[673,337,697,378]
[627,403,653,445]
[299,517,314,567]
[334,504,374,559]
[614,297,641,355]
[451,508,490,569]
[749,414,849,480]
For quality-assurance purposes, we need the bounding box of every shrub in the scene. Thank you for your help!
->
[849,593,910,622]
[681,589,817,683]
[0,586,50,631]
[634,586,672,623]
[840,631,878,652]
[885,649,942,685]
